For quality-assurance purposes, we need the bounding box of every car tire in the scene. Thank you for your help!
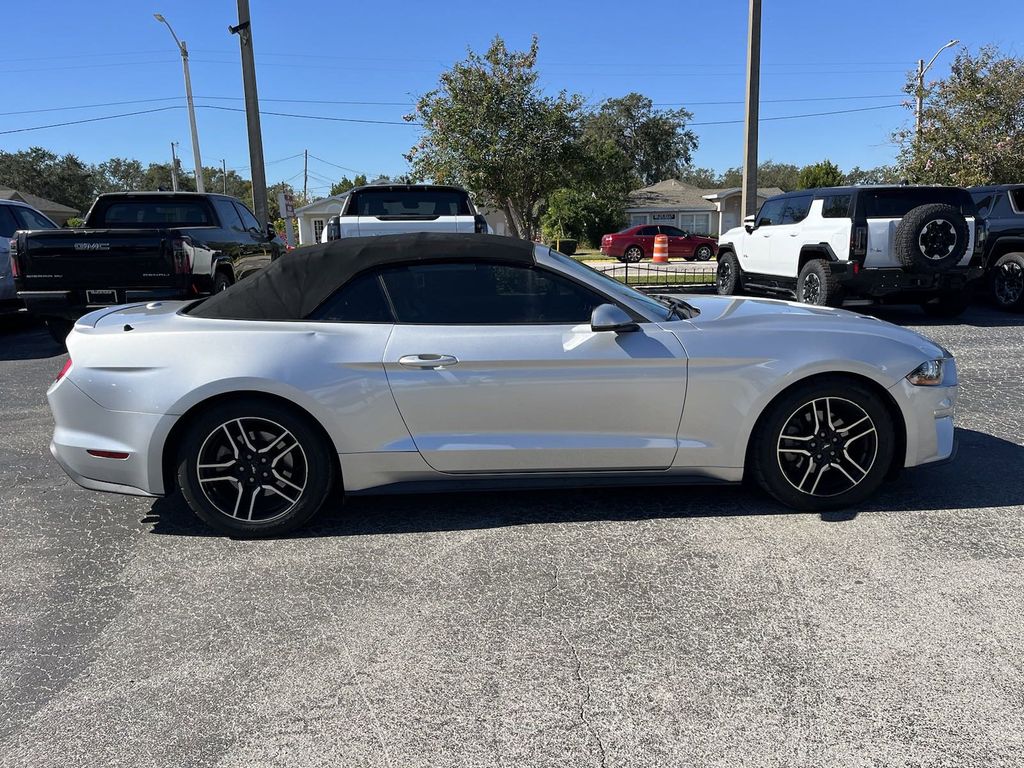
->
[796,260,843,307]
[893,204,969,273]
[751,377,896,511]
[989,252,1024,312]
[920,290,970,319]
[44,318,74,345]
[695,244,714,261]
[716,252,743,295]
[213,271,233,293]
[176,397,336,537]
[624,245,643,263]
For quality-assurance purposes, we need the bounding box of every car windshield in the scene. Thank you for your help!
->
[543,247,677,320]
[350,188,471,217]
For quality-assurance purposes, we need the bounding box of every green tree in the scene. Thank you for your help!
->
[896,46,1024,185]
[0,147,94,210]
[405,35,584,239]
[582,93,697,187]
[93,157,145,194]
[329,174,368,196]
[540,187,624,247]
[845,165,899,185]
[203,166,252,202]
[143,161,192,192]
[677,166,721,187]
[797,160,846,189]
[719,160,801,191]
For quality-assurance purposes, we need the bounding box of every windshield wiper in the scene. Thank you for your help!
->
[660,295,699,320]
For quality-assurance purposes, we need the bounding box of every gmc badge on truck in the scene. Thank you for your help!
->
[74,242,111,251]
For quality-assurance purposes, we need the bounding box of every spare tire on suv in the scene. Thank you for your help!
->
[893,203,969,273]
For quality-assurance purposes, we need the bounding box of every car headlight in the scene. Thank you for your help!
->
[907,359,944,386]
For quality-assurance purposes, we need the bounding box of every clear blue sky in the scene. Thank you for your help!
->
[3,0,1021,196]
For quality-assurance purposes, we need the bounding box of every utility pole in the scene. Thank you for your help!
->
[154,14,205,193]
[169,142,179,192]
[303,149,308,202]
[230,0,269,229]
[222,159,227,194]
[915,40,959,141]
[741,0,761,219]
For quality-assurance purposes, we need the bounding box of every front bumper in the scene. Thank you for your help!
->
[48,376,173,496]
[832,265,985,297]
[889,360,959,468]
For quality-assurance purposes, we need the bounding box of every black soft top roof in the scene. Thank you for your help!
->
[189,232,536,321]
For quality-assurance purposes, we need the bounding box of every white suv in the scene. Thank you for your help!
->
[321,184,488,241]
[715,186,986,317]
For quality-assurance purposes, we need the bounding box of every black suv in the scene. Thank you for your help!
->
[969,184,1024,312]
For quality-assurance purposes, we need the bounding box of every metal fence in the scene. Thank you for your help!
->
[589,260,718,291]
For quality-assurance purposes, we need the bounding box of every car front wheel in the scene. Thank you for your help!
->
[990,253,1024,311]
[694,244,714,261]
[716,252,743,295]
[751,378,895,511]
[176,398,335,537]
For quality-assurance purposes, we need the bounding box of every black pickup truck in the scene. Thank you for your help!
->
[12,192,283,340]
[969,185,1024,312]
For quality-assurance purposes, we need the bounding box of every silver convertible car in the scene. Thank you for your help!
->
[48,233,957,536]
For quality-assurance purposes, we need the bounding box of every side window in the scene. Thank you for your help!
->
[309,271,393,322]
[0,206,20,238]
[213,198,246,233]
[638,226,659,236]
[1009,189,1024,215]
[756,199,786,227]
[822,194,853,218]
[380,262,607,325]
[781,195,813,224]
[662,226,686,237]
[233,202,261,232]
[11,206,56,230]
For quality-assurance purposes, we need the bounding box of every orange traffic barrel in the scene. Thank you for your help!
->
[652,234,669,263]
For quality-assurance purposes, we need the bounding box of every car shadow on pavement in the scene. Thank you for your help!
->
[143,428,1024,539]
[0,317,64,361]
[867,303,1024,329]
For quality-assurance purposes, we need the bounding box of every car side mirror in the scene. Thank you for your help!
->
[591,304,638,333]
[266,223,277,240]
[743,215,757,234]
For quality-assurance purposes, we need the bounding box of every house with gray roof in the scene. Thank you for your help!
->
[625,179,786,236]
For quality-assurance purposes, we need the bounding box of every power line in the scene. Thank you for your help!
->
[0,105,183,135]
[307,153,364,174]
[690,103,902,126]
[199,104,417,126]
[656,93,904,106]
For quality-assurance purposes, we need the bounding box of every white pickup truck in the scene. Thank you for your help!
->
[321,184,489,242]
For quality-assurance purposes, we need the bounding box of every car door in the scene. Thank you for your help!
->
[232,201,274,277]
[661,226,694,258]
[766,194,813,276]
[634,225,659,257]
[742,198,784,274]
[379,260,688,473]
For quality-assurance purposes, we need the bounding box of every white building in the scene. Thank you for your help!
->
[625,179,785,236]
[295,193,350,245]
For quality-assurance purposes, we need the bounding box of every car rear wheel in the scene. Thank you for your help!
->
[695,244,714,261]
[990,253,1024,312]
[716,252,743,295]
[797,260,843,307]
[751,378,895,511]
[624,245,643,263]
[176,398,335,537]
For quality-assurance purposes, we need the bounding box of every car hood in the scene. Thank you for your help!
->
[677,294,948,360]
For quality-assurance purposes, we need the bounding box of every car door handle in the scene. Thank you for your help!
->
[788,232,799,237]
[398,354,459,369]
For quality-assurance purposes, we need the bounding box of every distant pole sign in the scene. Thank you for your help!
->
[278,191,296,246]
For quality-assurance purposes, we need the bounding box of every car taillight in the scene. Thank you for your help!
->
[850,225,867,259]
[171,236,192,274]
[9,238,19,278]
[473,214,488,234]
[55,358,72,383]
[974,220,987,255]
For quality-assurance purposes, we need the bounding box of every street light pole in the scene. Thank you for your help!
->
[154,14,205,193]
[230,0,269,229]
[915,39,959,140]
[741,0,762,220]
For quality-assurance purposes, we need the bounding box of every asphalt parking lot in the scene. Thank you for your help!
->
[1,306,1022,768]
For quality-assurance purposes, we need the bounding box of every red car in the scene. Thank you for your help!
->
[601,224,718,262]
